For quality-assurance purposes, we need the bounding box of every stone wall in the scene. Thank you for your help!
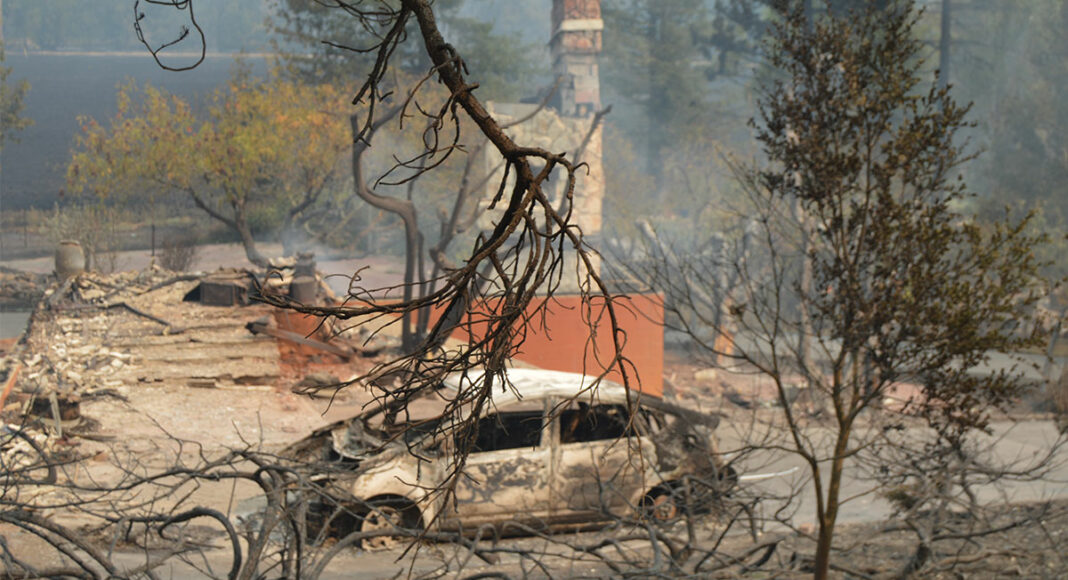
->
[481,103,603,233]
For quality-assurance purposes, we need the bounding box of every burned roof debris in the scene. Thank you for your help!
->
[0,264,381,441]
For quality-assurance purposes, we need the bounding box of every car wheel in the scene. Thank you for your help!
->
[360,498,421,550]
[643,487,683,523]
[304,501,360,544]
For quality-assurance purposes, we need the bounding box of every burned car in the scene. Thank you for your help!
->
[284,369,735,543]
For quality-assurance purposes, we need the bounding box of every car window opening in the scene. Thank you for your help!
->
[465,411,543,452]
[559,404,635,444]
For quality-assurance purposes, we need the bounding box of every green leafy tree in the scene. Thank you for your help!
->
[754,4,1047,577]
[981,1,1068,243]
[269,0,538,100]
[67,72,351,266]
[601,0,714,187]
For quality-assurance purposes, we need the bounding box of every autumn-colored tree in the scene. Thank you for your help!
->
[67,70,350,266]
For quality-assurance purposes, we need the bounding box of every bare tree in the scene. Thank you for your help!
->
[251,1,635,470]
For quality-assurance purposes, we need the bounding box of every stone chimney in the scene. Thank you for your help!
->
[479,0,605,292]
[551,0,603,117]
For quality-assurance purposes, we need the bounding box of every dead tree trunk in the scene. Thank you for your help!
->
[349,113,421,352]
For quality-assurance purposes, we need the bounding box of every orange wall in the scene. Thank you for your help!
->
[438,293,664,397]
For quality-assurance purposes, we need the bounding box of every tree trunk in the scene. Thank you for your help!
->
[399,214,422,352]
[234,212,268,268]
[795,199,813,374]
[1042,305,1065,382]
[186,188,268,268]
[349,113,422,352]
[938,0,951,89]
[813,425,850,579]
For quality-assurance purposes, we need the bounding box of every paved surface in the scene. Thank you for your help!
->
[722,418,1068,529]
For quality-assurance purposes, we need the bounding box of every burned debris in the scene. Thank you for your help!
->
[0,260,378,439]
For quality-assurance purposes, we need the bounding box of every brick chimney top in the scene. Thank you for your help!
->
[550,0,602,117]
[552,0,602,32]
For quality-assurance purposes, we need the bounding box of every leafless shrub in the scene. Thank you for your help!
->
[158,235,199,272]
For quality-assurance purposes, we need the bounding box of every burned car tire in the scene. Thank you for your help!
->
[642,469,735,524]
[359,497,422,550]
[647,491,681,522]
[302,501,362,544]
[642,485,686,523]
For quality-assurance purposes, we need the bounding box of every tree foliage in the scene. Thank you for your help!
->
[979,1,1068,246]
[268,0,540,100]
[67,71,351,266]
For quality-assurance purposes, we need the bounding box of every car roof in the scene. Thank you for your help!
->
[444,368,642,409]
[286,368,722,456]
[446,368,721,429]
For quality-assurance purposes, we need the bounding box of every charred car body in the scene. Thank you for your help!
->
[284,369,735,543]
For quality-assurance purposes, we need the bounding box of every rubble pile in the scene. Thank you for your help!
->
[1,267,295,430]
[0,425,54,483]
[0,260,415,453]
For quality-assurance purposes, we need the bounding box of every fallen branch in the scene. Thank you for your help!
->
[107,302,184,333]
[245,319,356,360]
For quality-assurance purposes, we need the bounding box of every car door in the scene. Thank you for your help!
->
[443,400,552,530]
[549,402,657,524]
